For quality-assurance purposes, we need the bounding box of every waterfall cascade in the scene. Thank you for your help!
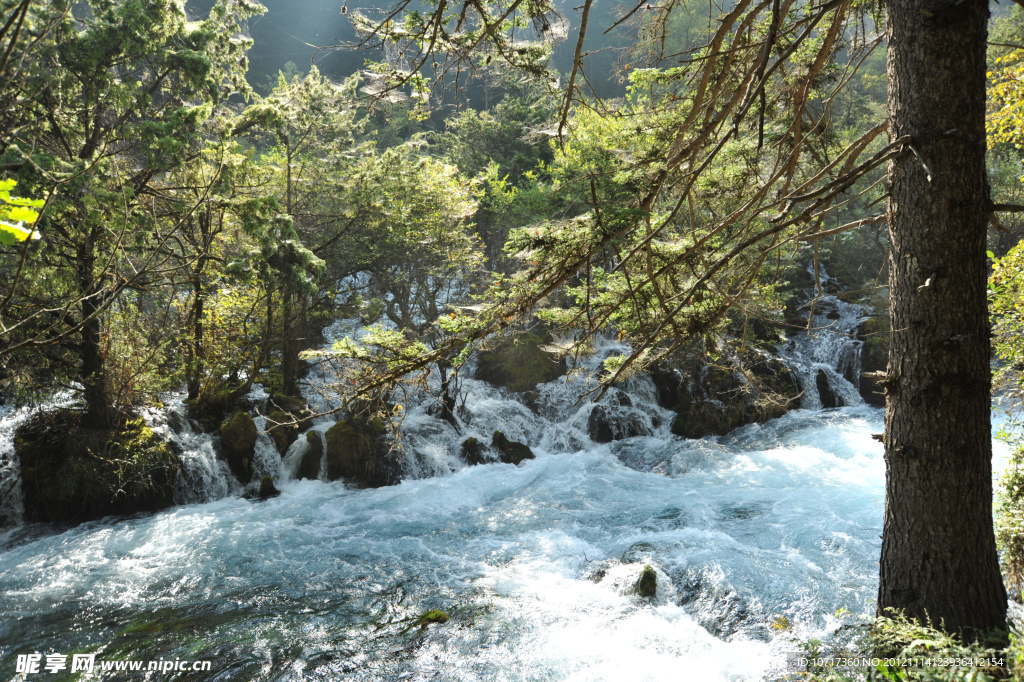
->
[0,270,875,524]
[780,294,870,409]
[0,272,903,680]
[2,263,1020,680]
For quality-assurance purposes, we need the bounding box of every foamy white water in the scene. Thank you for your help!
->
[0,401,886,680]
[0,297,1014,680]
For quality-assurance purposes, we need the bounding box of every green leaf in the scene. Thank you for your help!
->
[3,205,40,224]
[0,220,41,246]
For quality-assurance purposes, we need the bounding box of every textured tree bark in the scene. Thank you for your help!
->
[281,282,300,397]
[77,237,114,429]
[187,271,205,401]
[879,0,1006,634]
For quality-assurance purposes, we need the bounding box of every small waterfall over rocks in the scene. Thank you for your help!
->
[140,395,242,504]
[0,258,879,529]
[0,272,955,680]
[780,271,871,410]
[0,270,877,528]
[0,392,78,526]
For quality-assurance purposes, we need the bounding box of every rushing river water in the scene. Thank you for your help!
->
[0,298,1014,681]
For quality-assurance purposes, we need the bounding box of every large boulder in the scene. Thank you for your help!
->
[265,410,299,456]
[491,431,535,465]
[587,402,651,443]
[459,436,491,466]
[219,411,257,484]
[475,331,566,393]
[185,383,247,432]
[297,430,324,480]
[651,346,802,439]
[16,410,181,524]
[324,417,399,487]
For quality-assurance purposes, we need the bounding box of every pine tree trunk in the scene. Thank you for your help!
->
[879,0,1006,634]
[187,272,205,401]
[77,238,114,428]
[281,281,299,397]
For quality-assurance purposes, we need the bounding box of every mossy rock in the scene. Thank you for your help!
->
[491,431,534,465]
[297,431,324,480]
[459,437,489,466]
[245,476,280,501]
[475,331,566,393]
[185,383,247,432]
[324,416,398,487]
[416,609,449,626]
[268,393,307,415]
[266,410,300,456]
[16,410,181,524]
[633,565,658,599]
[654,346,801,439]
[219,411,257,484]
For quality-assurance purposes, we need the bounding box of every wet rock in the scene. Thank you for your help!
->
[587,404,650,443]
[651,346,801,439]
[297,430,323,480]
[676,567,761,639]
[185,383,247,432]
[621,541,657,563]
[816,370,840,409]
[324,417,399,487]
[745,350,802,413]
[245,476,280,500]
[633,565,658,598]
[219,411,257,483]
[16,410,180,524]
[475,331,566,393]
[491,431,534,465]
[416,609,449,627]
[459,436,490,466]
[165,408,188,434]
[265,410,298,456]
[586,560,615,583]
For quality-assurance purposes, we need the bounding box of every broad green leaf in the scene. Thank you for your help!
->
[3,205,40,224]
[0,220,41,245]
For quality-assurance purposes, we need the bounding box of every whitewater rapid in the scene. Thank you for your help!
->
[0,399,889,680]
[0,301,1014,680]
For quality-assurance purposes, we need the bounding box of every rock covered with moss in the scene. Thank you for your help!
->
[15,410,181,524]
[264,393,313,455]
[474,330,566,393]
[218,411,257,484]
[650,346,802,439]
[323,416,399,487]
[296,430,324,480]
[416,609,449,626]
[459,436,491,465]
[184,383,248,432]
[491,431,534,465]
[633,565,658,598]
